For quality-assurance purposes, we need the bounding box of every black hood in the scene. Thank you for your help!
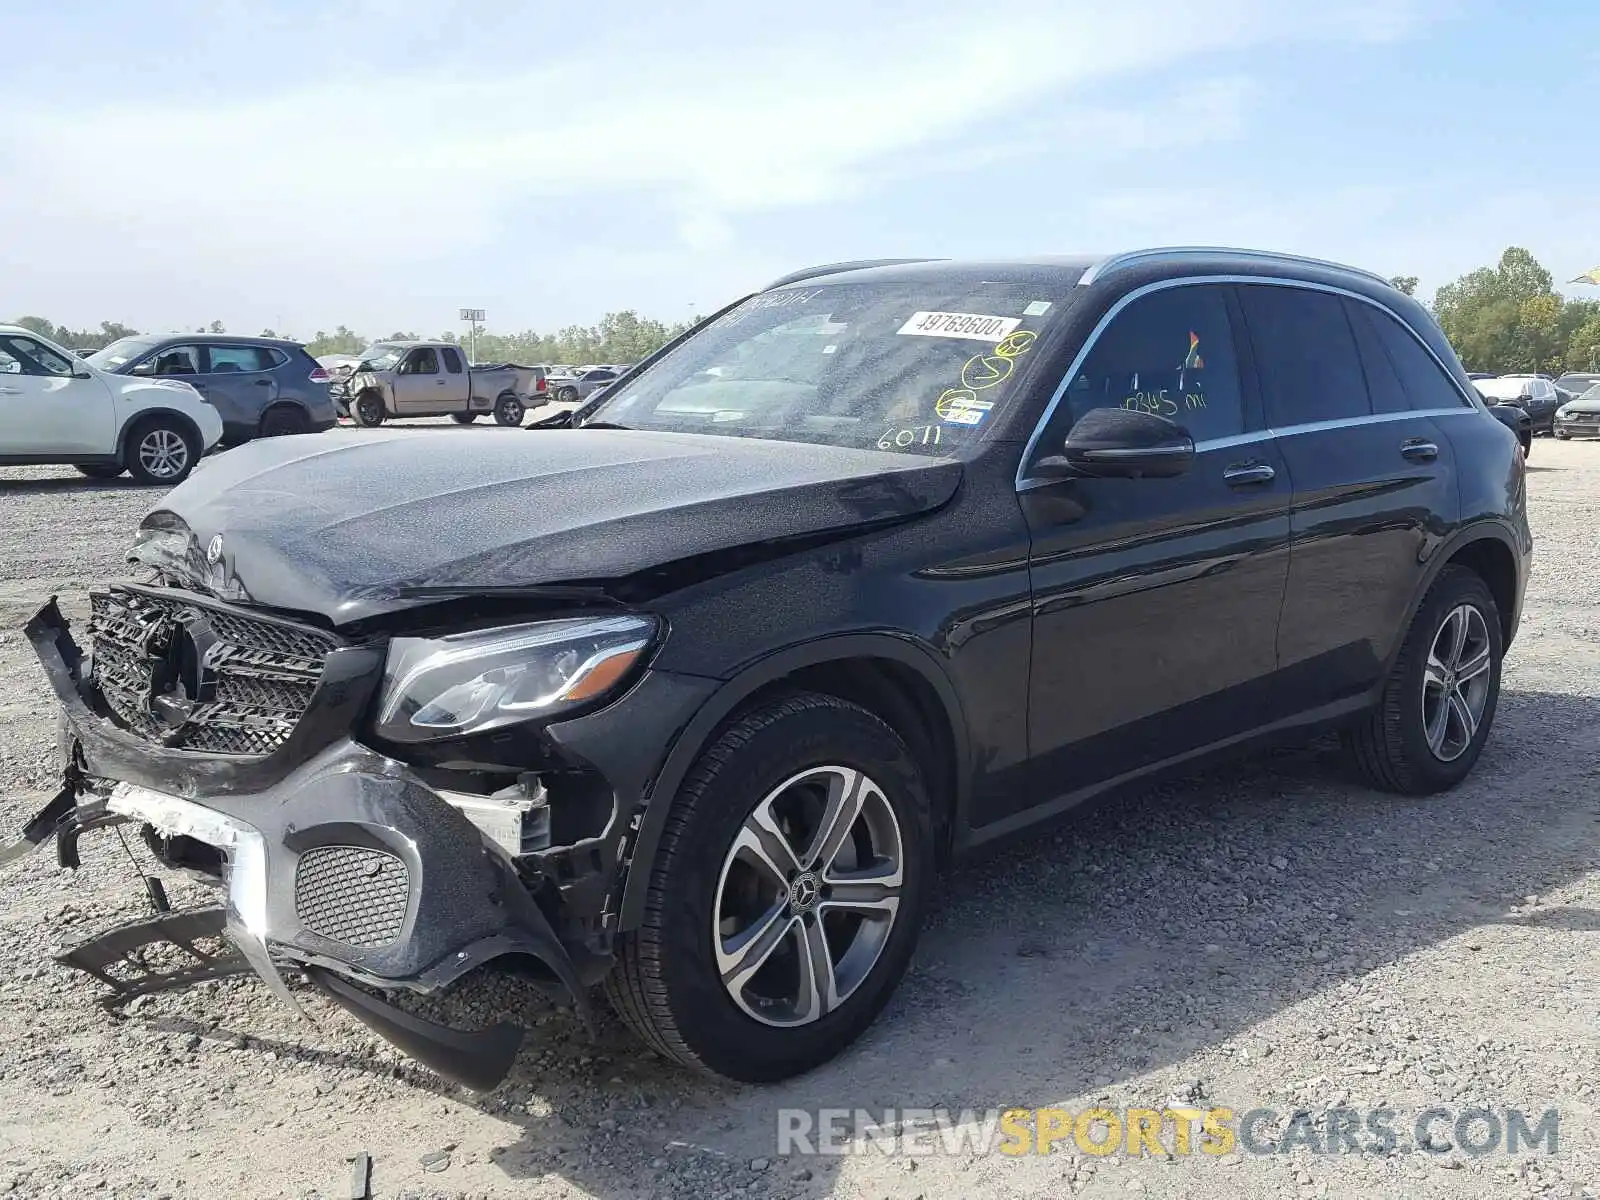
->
[129,429,962,625]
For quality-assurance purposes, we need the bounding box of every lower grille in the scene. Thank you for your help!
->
[294,845,410,948]
[88,586,339,756]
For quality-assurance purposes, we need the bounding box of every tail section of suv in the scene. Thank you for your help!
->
[87,334,337,444]
[3,248,1529,1091]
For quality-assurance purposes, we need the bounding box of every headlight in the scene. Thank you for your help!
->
[375,614,658,742]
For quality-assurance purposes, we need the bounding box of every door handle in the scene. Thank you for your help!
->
[1222,462,1276,486]
[1400,439,1438,462]
[253,379,271,387]
[0,386,21,394]
[436,379,447,386]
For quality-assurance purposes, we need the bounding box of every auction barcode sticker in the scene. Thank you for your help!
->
[897,311,1023,342]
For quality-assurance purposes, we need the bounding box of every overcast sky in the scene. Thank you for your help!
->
[2,0,1596,340]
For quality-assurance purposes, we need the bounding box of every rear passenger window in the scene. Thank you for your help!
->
[441,347,464,374]
[1347,302,1470,412]
[206,345,276,373]
[1239,285,1370,426]
[1066,284,1244,440]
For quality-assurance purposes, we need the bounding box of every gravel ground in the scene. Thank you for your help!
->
[1,431,1598,1200]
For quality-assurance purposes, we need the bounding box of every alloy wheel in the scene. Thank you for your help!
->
[1421,603,1493,762]
[712,765,903,1027]
[137,429,189,480]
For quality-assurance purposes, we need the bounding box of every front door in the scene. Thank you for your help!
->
[1015,282,1292,817]
[392,347,445,414]
[0,333,116,455]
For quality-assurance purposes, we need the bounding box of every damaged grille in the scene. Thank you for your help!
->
[294,845,410,948]
[88,586,339,756]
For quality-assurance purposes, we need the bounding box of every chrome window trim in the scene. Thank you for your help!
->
[1015,274,1483,491]
[1078,247,1391,289]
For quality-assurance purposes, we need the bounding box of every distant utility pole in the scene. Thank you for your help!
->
[459,307,486,363]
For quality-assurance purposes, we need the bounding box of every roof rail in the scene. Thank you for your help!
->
[761,258,944,290]
[1078,246,1392,289]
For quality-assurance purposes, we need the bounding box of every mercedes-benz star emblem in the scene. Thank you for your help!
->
[789,872,821,913]
[205,534,224,565]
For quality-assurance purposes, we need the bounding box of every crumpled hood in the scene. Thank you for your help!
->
[130,428,962,625]
[1561,395,1600,415]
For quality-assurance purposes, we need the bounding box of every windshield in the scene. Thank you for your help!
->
[1557,374,1600,391]
[359,343,407,371]
[1474,377,1530,400]
[86,337,158,370]
[1580,384,1600,402]
[582,282,1066,455]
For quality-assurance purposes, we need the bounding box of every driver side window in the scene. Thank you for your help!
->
[401,348,439,375]
[1065,285,1244,441]
[0,334,75,378]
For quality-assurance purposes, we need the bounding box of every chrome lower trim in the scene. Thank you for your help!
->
[106,782,305,1017]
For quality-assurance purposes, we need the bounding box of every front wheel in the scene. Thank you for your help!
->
[605,693,932,1082]
[557,385,579,404]
[1342,565,1503,794]
[125,417,200,486]
[352,391,386,427]
[493,393,525,426]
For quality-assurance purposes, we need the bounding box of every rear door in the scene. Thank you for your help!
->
[1017,282,1293,813]
[1237,283,1460,710]
[0,333,116,454]
[200,344,281,435]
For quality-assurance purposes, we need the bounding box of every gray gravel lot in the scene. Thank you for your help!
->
[1,430,1598,1199]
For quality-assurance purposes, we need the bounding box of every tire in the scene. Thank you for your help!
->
[494,393,525,426]
[75,464,124,480]
[451,413,479,425]
[557,386,579,405]
[605,693,933,1082]
[1554,429,1569,441]
[125,416,200,486]
[258,405,309,438]
[352,391,386,428]
[1342,565,1503,795]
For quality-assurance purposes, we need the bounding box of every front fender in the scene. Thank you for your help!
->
[612,632,971,932]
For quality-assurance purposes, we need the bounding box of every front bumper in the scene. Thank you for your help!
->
[6,599,620,1091]
[1555,412,1600,436]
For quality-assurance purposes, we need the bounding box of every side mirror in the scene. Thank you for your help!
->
[1048,407,1196,479]
[129,361,155,377]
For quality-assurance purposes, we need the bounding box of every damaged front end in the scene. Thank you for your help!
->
[3,589,706,1092]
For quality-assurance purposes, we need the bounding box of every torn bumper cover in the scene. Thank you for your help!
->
[4,599,595,1093]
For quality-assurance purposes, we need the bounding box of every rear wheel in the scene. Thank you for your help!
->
[451,412,479,425]
[1342,565,1503,794]
[606,693,932,1082]
[125,416,200,486]
[494,393,525,426]
[258,405,309,438]
[557,385,579,404]
[75,464,123,480]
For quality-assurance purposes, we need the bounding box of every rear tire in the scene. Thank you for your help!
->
[258,405,309,438]
[352,391,386,427]
[1342,565,1503,795]
[494,393,525,426]
[125,416,200,486]
[75,464,124,480]
[451,413,478,425]
[557,385,579,405]
[605,693,933,1082]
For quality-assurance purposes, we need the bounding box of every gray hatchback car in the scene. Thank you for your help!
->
[87,335,337,444]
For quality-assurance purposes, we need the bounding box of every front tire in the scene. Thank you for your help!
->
[493,393,525,426]
[1342,565,1503,794]
[352,390,386,427]
[125,416,200,486]
[557,385,579,404]
[606,693,932,1082]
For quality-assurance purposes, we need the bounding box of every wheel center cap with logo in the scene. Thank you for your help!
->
[789,872,820,913]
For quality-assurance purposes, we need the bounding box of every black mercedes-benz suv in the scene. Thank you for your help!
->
[4,248,1531,1090]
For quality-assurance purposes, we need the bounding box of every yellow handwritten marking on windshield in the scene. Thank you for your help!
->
[937,329,1039,425]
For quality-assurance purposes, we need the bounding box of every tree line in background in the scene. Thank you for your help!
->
[7,309,700,367]
[11,247,1599,373]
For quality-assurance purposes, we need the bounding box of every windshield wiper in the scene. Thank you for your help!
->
[576,420,632,431]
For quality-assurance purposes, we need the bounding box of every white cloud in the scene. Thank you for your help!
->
[0,0,1445,333]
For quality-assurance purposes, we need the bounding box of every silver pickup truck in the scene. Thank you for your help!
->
[337,342,547,427]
